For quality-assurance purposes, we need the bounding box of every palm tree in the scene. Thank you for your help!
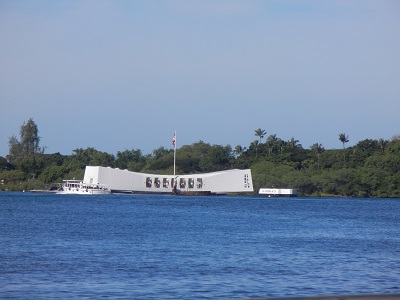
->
[277,139,285,154]
[339,133,349,149]
[339,133,349,162]
[254,128,266,143]
[265,140,273,156]
[234,145,246,157]
[310,143,324,168]
[287,137,302,151]
[267,134,279,154]
[251,140,259,156]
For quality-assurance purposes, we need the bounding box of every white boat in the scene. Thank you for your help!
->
[259,188,297,197]
[57,180,111,195]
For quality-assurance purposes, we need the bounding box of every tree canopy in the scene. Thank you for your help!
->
[8,118,44,164]
[1,120,399,198]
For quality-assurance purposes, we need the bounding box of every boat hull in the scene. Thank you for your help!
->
[56,189,110,195]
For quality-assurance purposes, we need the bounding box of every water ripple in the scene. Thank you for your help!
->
[1,193,400,299]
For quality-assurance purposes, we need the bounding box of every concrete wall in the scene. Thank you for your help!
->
[84,166,253,194]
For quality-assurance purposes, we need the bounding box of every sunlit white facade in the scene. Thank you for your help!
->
[83,166,253,194]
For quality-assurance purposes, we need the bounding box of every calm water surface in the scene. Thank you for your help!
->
[1,192,400,299]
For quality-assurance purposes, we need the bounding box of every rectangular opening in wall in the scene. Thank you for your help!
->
[163,178,169,188]
[188,178,194,188]
[155,178,160,188]
[197,178,203,189]
[179,178,186,189]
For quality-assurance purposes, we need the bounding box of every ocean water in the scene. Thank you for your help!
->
[1,192,399,299]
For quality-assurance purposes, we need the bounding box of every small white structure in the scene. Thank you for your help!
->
[259,188,297,197]
[83,166,253,194]
[57,180,111,195]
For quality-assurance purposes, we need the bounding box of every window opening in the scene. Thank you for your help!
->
[188,178,194,189]
[155,178,160,188]
[179,178,186,189]
[197,178,203,189]
[163,178,169,188]
[146,177,152,188]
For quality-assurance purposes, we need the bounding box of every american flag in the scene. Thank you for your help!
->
[172,132,176,147]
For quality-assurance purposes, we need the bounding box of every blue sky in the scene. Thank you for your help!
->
[1,0,399,157]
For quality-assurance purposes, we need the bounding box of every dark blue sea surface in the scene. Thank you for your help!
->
[1,192,400,299]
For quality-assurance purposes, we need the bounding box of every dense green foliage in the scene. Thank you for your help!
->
[1,121,399,197]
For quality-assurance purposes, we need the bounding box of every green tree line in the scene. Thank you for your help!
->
[1,120,399,197]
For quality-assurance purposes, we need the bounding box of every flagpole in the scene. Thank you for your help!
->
[173,130,176,179]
